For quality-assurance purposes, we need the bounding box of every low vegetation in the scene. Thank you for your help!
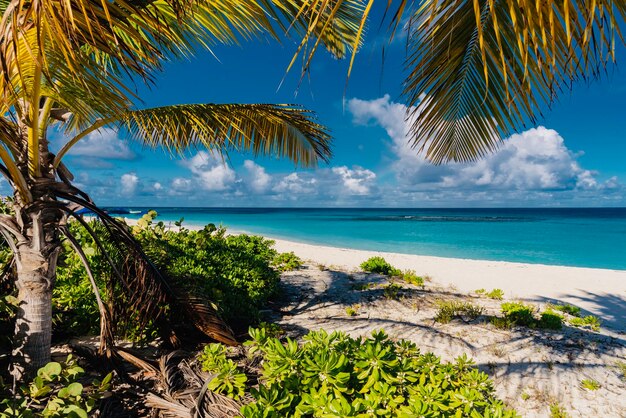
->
[230,327,519,417]
[501,302,536,327]
[569,315,601,331]
[435,300,484,323]
[580,379,601,391]
[475,288,504,300]
[0,356,112,417]
[345,304,360,317]
[360,256,399,276]
[272,251,303,272]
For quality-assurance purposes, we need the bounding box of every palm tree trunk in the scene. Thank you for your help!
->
[11,231,60,380]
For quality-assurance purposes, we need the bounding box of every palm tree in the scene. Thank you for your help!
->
[0,0,365,378]
[343,0,625,162]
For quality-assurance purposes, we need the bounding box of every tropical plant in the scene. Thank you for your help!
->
[0,0,366,378]
[237,328,520,417]
[0,355,112,417]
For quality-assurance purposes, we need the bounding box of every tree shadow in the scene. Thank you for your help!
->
[529,290,626,331]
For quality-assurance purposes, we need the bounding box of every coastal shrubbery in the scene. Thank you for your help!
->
[360,256,399,276]
[360,257,426,287]
[212,327,520,417]
[435,300,484,323]
[4,212,296,343]
[0,356,112,417]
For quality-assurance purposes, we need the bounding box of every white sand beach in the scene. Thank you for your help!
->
[270,238,626,331]
[125,218,626,416]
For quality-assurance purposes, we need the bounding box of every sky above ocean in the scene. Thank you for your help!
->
[14,6,626,207]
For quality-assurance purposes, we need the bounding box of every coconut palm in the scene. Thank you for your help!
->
[344,0,626,163]
[0,0,365,378]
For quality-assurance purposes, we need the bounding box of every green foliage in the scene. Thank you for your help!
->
[345,304,360,317]
[272,252,303,272]
[551,303,581,317]
[580,379,601,391]
[383,283,403,300]
[435,300,484,324]
[360,257,398,276]
[0,356,111,417]
[537,311,564,330]
[49,215,284,339]
[549,402,570,418]
[200,344,247,399]
[569,315,601,331]
[400,270,424,287]
[240,328,519,417]
[475,289,504,300]
[489,316,515,330]
[501,302,536,327]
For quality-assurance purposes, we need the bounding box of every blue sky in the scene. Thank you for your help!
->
[36,22,626,207]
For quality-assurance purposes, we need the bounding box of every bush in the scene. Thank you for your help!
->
[272,252,303,272]
[501,302,536,326]
[360,257,397,276]
[538,311,563,330]
[200,344,247,399]
[383,283,403,300]
[435,300,484,324]
[0,356,112,417]
[49,213,283,340]
[237,328,519,417]
[569,315,601,331]
[400,270,424,286]
[551,303,581,317]
[476,288,504,300]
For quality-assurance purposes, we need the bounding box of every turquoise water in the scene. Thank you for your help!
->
[119,208,626,270]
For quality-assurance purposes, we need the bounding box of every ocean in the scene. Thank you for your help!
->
[120,208,626,270]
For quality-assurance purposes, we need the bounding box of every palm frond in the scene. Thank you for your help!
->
[115,103,332,167]
[56,193,238,348]
[404,0,625,163]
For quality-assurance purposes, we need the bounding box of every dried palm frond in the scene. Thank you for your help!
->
[55,192,238,352]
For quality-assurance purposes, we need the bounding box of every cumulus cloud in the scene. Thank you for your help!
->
[181,151,236,192]
[243,160,272,193]
[121,173,139,195]
[331,166,376,195]
[348,95,621,203]
[68,128,136,161]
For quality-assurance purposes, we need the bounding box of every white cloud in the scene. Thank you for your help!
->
[331,166,376,195]
[243,160,272,193]
[347,95,621,202]
[121,173,139,195]
[273,173,317,194]
[153,182,162,191]
[181,151,236,191]
[68,128,136,160]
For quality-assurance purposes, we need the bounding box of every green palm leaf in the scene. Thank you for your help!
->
[115,103,333,166]
[403,0,626,163]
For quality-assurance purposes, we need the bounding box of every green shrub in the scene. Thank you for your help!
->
[345,304,360,317]
[200,344,247,399]
[614,361,626,381]
[551,303,581,317]
[383,283,403,300]
[580,379,601,391]
[538,311,564,330]
[272,252,303,272]
[360,257,397,276]
[569,315,601,331]
[476,288,504,300]
[33,213,284,343]
[240,328,519,417]
[490,316,515,330]
[0,356,112,417]
[501,302,536,326]
[401,270,424,286]
[549,402,570,418]
[435,300,484,324]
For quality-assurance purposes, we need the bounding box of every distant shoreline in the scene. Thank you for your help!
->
[122,217,626,331]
